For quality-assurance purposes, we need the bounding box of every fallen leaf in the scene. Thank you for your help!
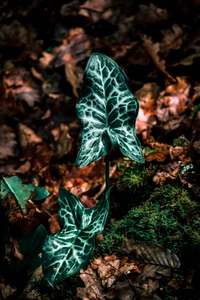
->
[60,0,80,17]
[145,143,169,162]
[0,125,18,159]
[39,51,55,69]
[53,28,91,68]
[142,35,175,81]
[79,0,112,22]
[48,213,61,234]
[51,123,73,159]
[135,3,168,24]
[3,66,40,107]
[160,24,184,54]
[18,123,43,149]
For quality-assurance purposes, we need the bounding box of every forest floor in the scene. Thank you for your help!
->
[0,0,200,299]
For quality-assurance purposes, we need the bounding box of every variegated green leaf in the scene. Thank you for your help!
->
[0,176,35,213]
[42,188,110,286]
[76,53,144,166]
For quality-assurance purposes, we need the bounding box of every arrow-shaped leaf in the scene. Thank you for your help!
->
[42,188,110,286]
[76,53,144,166]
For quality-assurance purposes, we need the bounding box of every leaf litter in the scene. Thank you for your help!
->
[0,0,200,299]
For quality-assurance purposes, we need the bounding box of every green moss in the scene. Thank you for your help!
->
[118,160,157,198]
[95,233,125,256]
[98,184,200,259]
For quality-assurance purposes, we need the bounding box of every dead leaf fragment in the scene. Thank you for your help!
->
[18,123,43,147]
[48,213,61,234]
[135,3,168,24]
[0,125,18,159]
[53,28,91,68]
[51,123,73,159]
[142,35,175,81]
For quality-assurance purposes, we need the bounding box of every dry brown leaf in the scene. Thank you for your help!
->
[0,125,18,159]
[135,83,159,139]
[3,67,40,107]
[140,279,160,298]
[54,28,91,68]
[48,213,61,234]
[142,35,175,81]
[193,140,200,153]
[155,77,191,131]
[78,242,178,299]
[60,0,80,16]
[160,24,184,54]
[51,123,73,159]
[0,283,17,299]
[39,51,55,69]
[169,146,185,160]
[77,266,104,300]
[18,123,43,147]
[79,0,112,22]
[80,195,98,208]
[145,143,169,162]
[65,63,81,98]
[153,161,182,184]
[135,3,168,24]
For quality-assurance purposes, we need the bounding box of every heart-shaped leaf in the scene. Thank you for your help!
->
[76,53,144,166]
[42,188,110,286]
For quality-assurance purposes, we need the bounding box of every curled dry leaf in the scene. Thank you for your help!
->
[60,0,80,16]
[153,161,182,184]
[156,77,191,130]
[135,83,159,139]
[145,142,169,162]
[0,283,17,300]
[135,3,168,24]
[51,123,73,159]
[77,266,104,300]
[64,63,83,98]
[0,125,18,159]
[48,213,61,234]
[39,51,55,69]
[160,24,184,54]
[18,123,54,168]
[3,66,40,107]
[53,28,91,68]
[79,0,112,22]
[142,35,174,81]
[18,123,43,149]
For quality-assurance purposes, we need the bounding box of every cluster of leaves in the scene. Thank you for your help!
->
[78,241,181,299]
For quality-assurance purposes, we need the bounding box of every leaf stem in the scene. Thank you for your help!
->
[105,152,111,229]
[105,153,110,192]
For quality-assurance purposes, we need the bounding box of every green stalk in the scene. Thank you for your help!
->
[105,151,111,229]
[105,152,110,192]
